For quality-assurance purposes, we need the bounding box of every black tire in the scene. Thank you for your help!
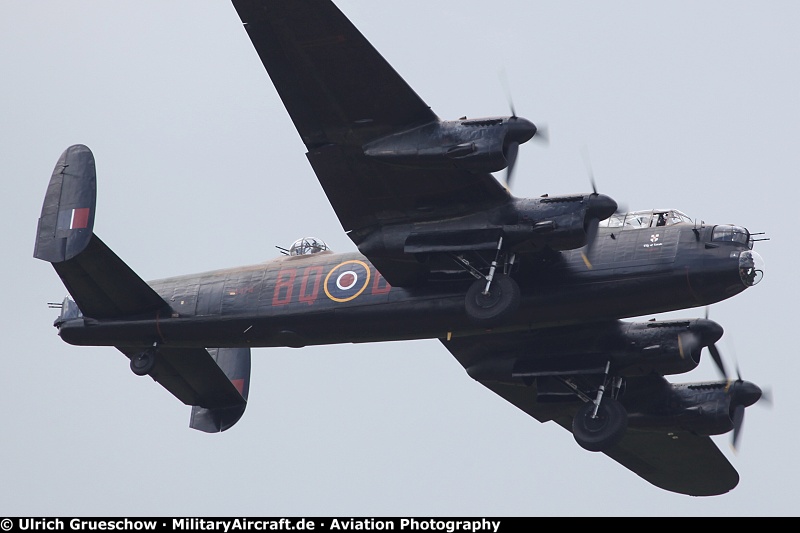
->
[130,348,157,376]
[465,274,521,326]
[572,397,628,452]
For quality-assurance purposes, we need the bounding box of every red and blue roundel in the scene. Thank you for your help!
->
[324,260,372,302]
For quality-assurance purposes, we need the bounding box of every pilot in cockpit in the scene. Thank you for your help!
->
[656,213,667,227]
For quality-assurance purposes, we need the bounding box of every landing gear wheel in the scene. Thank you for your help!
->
[572,397,628,452]
[130,348,157,376]
[465,274,521,326]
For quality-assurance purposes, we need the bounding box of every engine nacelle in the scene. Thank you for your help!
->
[363,116,537,173]
[626,381,748,436]
[613,321,705,377]
[507,195,616,253]
[465,319,722,389]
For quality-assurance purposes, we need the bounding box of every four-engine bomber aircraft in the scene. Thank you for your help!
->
[35,0,768,496]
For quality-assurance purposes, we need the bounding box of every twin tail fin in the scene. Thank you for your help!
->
[35,145,251,432]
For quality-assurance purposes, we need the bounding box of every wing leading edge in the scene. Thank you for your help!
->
[232,0,436,149]
[232,0,510,237]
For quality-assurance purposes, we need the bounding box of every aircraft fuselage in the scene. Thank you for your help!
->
[56,222,758,349]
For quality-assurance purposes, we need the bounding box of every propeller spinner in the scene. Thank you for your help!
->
[498,75,547,190]
[580,182,618,269]
[707,336,769,452]
[503,116,544,190]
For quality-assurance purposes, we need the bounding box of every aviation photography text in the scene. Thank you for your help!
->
[6,519,504,533]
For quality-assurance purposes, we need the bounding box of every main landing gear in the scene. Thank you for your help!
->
[572,397,627,452]
[562,362,628,452]
[130,344,158,376]
[465,275,520,324]
[453,237,521,326]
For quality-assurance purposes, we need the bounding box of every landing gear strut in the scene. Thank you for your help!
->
[570,362,628,452]
[456,237,521,326]
[130,344,158,376]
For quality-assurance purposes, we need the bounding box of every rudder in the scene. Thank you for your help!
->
[189,347,252,433]
[34,144,96,263]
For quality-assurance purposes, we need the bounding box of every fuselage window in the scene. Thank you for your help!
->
[624,213,652,228]
[672,211,693,225]
[602,214,626,228]
[711,225,749,246]
[600,210,693,230]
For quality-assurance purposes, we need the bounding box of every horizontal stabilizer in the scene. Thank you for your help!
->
[118,345,250,433]
[50,235,170,319]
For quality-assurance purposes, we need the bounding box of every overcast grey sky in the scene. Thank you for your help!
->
[2,0,798,517]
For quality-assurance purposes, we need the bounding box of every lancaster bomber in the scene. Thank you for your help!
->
[35,0,767,496]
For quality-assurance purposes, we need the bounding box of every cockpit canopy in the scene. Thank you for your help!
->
[599,209,760,258]
[289,237,329,256]
[600,209,694,229]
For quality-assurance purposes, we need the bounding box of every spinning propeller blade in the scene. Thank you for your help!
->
[703,306,729,380]
[505,141,520,190]
[578,168,617,269]
[705,338,770,453]
[731,404,746,452]
[580,217,600,269]
[728,376,767,454]
[503,116,546,191]
[533,122,549,144]
[498,72,546,191]
[678,331,699,360]
[708,343,729,381]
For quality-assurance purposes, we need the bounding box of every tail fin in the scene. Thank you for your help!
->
[190,347,252,433]
[38,146,250,432]
[34,144,168,319]
[34,144,96,263]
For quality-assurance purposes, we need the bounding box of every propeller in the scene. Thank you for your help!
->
[533,122,549,144]
[505,139,520,190]
[678,317,723,363]
[580,216,600,270]
[579,155,618,269]
[730,404,746,452]
[727,363,770,454]
[503,117,546,190]
[674,310,769,453]
[677,330,700,361]
[503,116,545,190]
[579,154,598,268]
[708,342,729,381]
[701,323,771,452]
[499,70,547,190]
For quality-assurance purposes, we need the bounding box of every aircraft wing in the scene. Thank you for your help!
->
[478,380,738,496]
[232,0,510,233]
[440,330,740,496]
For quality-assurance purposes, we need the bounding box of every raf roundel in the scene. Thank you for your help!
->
[324,260,371,302]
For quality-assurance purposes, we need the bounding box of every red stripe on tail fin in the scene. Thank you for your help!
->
[71,208,90,229]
